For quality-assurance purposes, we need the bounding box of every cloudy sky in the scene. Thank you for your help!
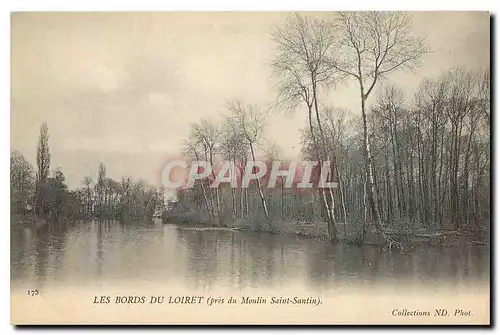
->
[11,12,490,189]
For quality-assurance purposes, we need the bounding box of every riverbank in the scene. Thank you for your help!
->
[12,212,488,249]
[162,212,490,248]
[10,213,78,229]
[162,211,336,240]
[10,213,47,228]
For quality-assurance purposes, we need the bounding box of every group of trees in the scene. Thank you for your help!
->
[11,123,165,223]
[171,12,490,243]
[369,70,490,231]
[11,123,79,221]
[175,101,272,228]
[301,68,490,236]
[10,150,35,215]
[76,162,165,221]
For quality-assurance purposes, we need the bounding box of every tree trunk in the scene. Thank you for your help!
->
[249,142,269,219]
[280,179,285,221]
[312,80,336,242]
[231,157,237,223]
[339,174,348,238]
[360,93,384,240]
[362,181,367,242]
[244,188,249,218]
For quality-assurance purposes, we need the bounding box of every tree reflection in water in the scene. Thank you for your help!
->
[11,220,490,291]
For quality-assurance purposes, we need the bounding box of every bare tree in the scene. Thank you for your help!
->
[183,135,214,220]
[323,107,351,234]
[96,162,106,218]
[190,118,222,224]
[35,122,51,216]
[264,141,285,221]
[82,176,93,217]
[227,100,270,220]
[332,11,429,241]
[220,116,248,223]
[271,13,339,241]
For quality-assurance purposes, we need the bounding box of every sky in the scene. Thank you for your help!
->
[11,11,490,189]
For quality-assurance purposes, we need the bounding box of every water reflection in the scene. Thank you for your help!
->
[11,220,490,291]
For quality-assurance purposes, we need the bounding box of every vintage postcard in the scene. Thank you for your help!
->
[10,11,490,325]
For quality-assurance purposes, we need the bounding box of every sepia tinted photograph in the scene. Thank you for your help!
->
[10,11,490,325]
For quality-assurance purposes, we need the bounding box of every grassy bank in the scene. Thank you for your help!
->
[163,211,381,245]
[162,211,490,249]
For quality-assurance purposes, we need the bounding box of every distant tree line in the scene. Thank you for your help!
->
[10,123,165,223]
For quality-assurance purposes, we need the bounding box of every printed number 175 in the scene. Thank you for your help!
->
[27,289,39,296]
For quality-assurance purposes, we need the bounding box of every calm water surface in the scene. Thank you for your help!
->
[11,220,490,292]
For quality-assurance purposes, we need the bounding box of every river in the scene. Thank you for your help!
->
[11,219,490,291]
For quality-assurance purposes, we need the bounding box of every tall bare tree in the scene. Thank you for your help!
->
[183,136,214,220]
[332,11,429,240]
[271,13,339,241]
[227,100,270,220]
[82,176,93,217]
[35,122,51,216]
[264,141,285,221]
[96,162,107,218]
[220,116,248,223]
